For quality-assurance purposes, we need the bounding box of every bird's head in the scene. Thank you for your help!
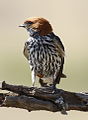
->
[19,17,53,36]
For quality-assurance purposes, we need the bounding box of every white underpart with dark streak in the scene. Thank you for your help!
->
[26,34,62,86]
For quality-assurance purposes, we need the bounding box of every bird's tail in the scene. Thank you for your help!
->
[54,73,67,85]
[60,73,67,78]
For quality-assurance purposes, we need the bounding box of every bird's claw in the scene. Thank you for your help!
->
[55,96,68,115]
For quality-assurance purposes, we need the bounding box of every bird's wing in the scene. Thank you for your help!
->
[53,33,65,57]
[52,33,66,84]
[23,41,30,60]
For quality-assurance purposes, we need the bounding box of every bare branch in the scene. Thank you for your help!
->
[0,81,88,114]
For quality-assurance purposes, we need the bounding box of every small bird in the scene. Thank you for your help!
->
[19,17,66,88]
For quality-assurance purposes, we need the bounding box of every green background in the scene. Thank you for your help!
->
[0,0,88,119]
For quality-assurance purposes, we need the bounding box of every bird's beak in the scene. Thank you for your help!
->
[19,24,26,28]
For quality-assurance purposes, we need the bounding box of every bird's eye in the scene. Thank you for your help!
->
[28,21,33,25]
[25,21,33,25]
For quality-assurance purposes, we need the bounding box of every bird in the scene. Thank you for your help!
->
[19,17,66,88]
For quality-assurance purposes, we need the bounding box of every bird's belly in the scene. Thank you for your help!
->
[29,45,61,78]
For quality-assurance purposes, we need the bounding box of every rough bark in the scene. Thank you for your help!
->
[0,81,88,114]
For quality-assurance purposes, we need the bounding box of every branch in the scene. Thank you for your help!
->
[0,81,88,114]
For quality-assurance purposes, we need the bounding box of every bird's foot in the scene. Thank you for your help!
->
[40,84,56,93]
[55,96,68,115]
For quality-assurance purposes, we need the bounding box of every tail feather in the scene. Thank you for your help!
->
[61,73,67,78]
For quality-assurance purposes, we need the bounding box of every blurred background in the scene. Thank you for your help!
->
[0,0,88,119]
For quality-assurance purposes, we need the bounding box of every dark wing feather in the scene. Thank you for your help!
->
[51,33,66,84]
[23,42,30,60]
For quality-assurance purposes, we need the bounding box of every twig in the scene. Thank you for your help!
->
[0,81,88,114]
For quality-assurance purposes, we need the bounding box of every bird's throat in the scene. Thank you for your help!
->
[27,28,38,37]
